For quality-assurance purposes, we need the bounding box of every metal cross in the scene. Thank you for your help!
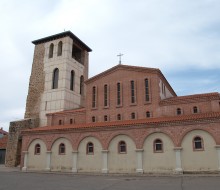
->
[117,53,124,65]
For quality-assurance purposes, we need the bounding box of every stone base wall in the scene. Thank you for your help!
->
[5,118,39,167]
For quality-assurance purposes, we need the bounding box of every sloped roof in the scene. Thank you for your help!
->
[22,112,220,134]
[0,128,8,136]
[32,31,92,52]
[85,64,177,96]
[160,92,220,106]
[0,136,8,149]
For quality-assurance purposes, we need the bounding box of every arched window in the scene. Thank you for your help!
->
[59,120,62,125]
[154,139,163,152]
[118,141,126,153]
[59,143,65,154]
[193,136,204,150]
[70,70,75,91]
[70,119,73,124]
[177,108,182,115]
[34,144,41,155]
[193,106,198,113]
[86,142,94,154]
[52,68,59,89]
[117,114,121,120]
[146,111,151,118]
[80,75,84,95]
[131,112,135,119]
[49,43,54,58]
[57,41,62,56]
[92,116,96,122]
[104,115,108,121]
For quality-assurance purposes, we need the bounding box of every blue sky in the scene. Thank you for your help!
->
[0,0,220,131]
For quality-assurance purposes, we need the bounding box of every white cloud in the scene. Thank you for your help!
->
[0,0,220,131]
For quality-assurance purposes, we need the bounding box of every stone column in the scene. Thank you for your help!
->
[45,151,52,171]
[101,150,109,173]
[136,149,144,173]
[215,145,220,171]
[22,151,28,171]
[174,147,183,174]
[72,151,78,173]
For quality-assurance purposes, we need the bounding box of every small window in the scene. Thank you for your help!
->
[146,111,151,118]
[92,116,96,122]
[57,41,63,56]
[117,114,121,121]
[49,43,54,58]
[70,119,73,124]
[59,120,62,125]
[154,139,163,152]
[177,108,182,115]
[87,142,94,154]
[34,144,41,155]
[193,106,198,114]
[104,115,108,121]
[59,143,65,154]
[131,112,135,119]
[118,141,126,153]
[52,68,59,89]
[193,136,204,151]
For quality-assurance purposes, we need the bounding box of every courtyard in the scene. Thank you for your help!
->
[0,170,220,190]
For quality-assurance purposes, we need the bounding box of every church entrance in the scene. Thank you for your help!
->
[0,149,6,164]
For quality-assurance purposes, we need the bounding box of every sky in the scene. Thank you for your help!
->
[0,0,220,131]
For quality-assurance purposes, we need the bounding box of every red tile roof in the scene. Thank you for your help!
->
[22,112,220,134]
[160,92,219,105]
[0,136,8,149]
[0,128,8,136]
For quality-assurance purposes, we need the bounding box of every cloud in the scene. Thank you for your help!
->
[0,0,220,131]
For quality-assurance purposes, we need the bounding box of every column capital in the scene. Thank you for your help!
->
[22,151,28,154]
[174,147,182,151]
[101,150,109,153]
[136,149,144,152]
[72,151,78,153]
[46,151,52,153]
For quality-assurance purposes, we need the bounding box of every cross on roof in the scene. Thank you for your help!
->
[117,53,124,64]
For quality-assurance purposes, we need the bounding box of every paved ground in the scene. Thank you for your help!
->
[0,167,220,190]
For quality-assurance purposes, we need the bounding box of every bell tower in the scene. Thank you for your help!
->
[25,31,92,126]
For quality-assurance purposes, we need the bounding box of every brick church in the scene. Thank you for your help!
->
[5,31,220,174]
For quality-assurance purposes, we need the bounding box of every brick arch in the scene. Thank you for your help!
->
[105,131,137,150]
[178,128,217,147]
[75,133,104,150]
[23,136,48,151]
[140,131,175,149]
[48,134,74,151]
